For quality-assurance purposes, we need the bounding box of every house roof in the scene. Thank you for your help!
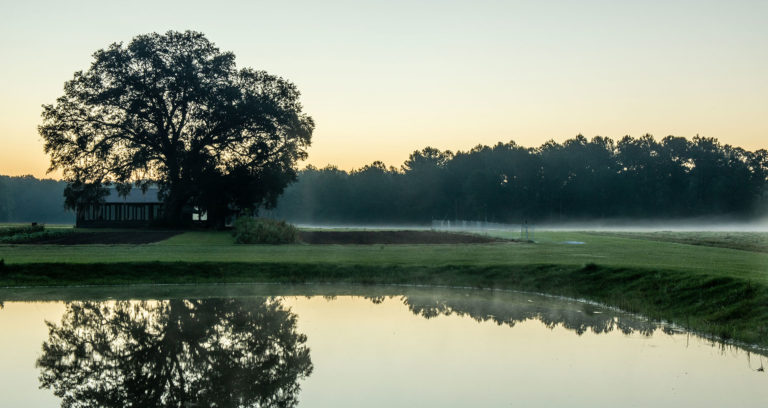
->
[104,188,161,203]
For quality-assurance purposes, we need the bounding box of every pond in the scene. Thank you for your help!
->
[0,284,765,407]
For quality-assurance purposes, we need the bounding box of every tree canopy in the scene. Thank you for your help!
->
[40,30,313,226]
[271,135,768,223]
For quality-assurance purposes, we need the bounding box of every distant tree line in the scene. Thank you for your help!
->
[0,175,73,223]
[271,135,768,224]
[3,135,766,225]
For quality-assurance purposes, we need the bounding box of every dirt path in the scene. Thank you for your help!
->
[298,230,505,244]
[23,231,181,245]
[21,229,504,245]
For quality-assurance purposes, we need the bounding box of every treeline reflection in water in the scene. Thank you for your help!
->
[370,292,670,337]
[25,288,765,407]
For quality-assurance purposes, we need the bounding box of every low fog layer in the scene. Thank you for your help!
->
[534,218,768,232]
[296,217,768,233]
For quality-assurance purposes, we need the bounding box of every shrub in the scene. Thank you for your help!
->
[0,225,74,244]
[0,224,45,237]
[232,217,299,244]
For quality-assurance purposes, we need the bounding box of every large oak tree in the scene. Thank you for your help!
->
[40,31,314,226]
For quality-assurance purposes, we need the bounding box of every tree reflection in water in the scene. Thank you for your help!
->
[36,298,312,408]
[370,293,673,337]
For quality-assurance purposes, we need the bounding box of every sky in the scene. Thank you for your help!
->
[1,0,766,178]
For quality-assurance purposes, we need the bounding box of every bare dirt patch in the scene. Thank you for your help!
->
[22,231,181,245]
[298,230,506,245]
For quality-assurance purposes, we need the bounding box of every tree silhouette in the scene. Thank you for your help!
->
[271,135,768,224]
[39,30,313,226]
[37,298,312,408]
[0,175,72,223]
[5,133,768,224]
[0,178,9,221]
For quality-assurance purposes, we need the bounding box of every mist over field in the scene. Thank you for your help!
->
[291,217,768,233]
[535,218,768,232]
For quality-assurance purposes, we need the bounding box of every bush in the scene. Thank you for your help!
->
[0,224,45,237]
[0,225,74,244]
[232,217,299,244]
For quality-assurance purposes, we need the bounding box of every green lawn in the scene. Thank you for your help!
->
[589,231,768,253]
[1,230,766,283]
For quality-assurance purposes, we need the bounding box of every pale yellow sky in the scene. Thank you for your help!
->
[1,0,766,178]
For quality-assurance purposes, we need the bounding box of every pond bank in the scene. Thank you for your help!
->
[1,261,766,349]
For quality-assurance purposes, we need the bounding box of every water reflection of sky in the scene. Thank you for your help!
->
[0,288,766,407]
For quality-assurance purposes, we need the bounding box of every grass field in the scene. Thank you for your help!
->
[1,228,766,350]
[1,230,766,283]
[590,231,768,253]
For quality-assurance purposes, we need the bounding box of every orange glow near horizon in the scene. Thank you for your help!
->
[1,0,766,178]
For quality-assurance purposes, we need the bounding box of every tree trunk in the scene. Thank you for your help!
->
[162,158,190,227]
[162,175,189,227]
[163,192,188,227]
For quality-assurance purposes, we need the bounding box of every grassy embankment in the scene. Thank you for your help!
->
[0,229,766,348]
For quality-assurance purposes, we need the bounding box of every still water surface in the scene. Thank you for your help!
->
[0,284,765,407]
